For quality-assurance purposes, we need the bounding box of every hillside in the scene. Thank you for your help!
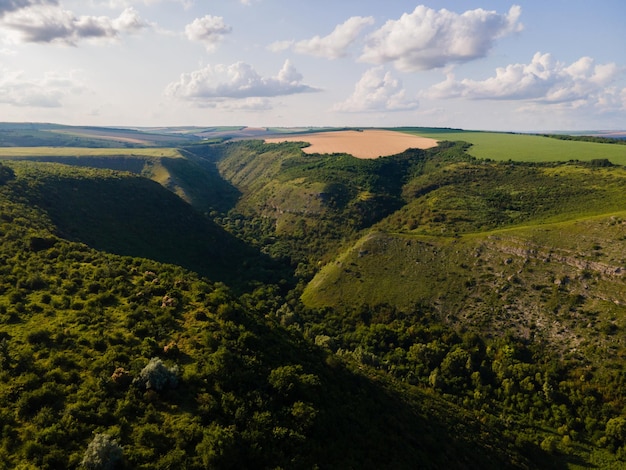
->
[0,161,279,289]
[190,137,626,466]
[0,161,544,469]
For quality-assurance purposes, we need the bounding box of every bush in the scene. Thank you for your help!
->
[81,433,123,470]
[133,357,179,392]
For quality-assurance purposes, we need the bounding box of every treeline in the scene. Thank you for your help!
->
[541,134,626,145]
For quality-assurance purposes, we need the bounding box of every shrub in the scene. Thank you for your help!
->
[133,357,178,392]
[80,433,123,470]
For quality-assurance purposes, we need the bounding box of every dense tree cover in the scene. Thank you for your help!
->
[294,301,626,460]
[542,134,626,145]
[0,161,547,468]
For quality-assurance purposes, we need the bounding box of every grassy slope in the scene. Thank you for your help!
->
[397,128,626,163]
[301,158,626,345]
[0,145,241,215]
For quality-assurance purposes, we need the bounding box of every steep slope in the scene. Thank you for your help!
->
[0,161,545,469]
[302,159,626,354]
[2,161,278,288]
[297,155,626,465]
[189,139,437,270]
[0,149,240,215]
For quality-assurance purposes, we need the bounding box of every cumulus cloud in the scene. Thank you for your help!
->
[185,15,231,52]
[360,5,522,71]
[285,16,374,59]
[0,67,85,107]
[165,60,320,105]
[427,52,624,110]
[219,97,272,111]
[0,0,57,16]
[332,67,418,113]
[97,0,193,8]
[1,6,148,44]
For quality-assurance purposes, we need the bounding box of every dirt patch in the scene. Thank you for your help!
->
[265,129,438,159]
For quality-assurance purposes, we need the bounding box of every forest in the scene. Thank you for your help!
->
[2,124,626,468]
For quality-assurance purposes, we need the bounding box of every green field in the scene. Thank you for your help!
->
[396,128,626,163]
[0,146,182,158]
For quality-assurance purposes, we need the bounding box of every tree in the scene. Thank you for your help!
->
[0,163,14,185]
[133,357,179,392]
[81,433,123,470]
[605,417,626,451]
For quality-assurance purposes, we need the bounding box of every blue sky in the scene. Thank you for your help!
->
[0,0,624,131]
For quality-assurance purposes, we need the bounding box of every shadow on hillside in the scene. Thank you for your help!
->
[26,173,291,290]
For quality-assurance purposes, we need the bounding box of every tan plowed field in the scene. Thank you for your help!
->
[265,129,438,159]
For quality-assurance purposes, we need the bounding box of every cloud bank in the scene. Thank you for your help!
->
[428,52,624,110]
[360,5,523,71]
[0,0,58,16]
[165,60,319,106]
[1,5,148,44]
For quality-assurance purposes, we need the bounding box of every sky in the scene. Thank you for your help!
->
[0,0,624,131]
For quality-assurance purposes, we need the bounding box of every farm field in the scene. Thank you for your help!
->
[265,129,438,158]
[0,146,182,158]
[397,128,626,163]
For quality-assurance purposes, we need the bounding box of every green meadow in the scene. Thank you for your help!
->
[397,128,626,163]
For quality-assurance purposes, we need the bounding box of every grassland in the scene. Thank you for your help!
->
[397,128,626,163]
[0,146,182,158]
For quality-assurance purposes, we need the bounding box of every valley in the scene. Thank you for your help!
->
[1,122,626,468]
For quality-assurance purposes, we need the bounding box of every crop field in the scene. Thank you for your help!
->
[397,128,626,163]
[265,129,438,158]
[0,147,182,158]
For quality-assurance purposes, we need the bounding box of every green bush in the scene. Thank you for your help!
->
[80,433,124,470]
[133,357,179,392]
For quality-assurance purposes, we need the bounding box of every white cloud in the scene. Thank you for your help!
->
[0,0,57,16]
[267,39,293,53]
[332,66,418,113]
[219,97,272,111]
[0,67,85,107]
[427,52,624,111]
[290,16,374,59]
[185,15,231,52]
[97,0,193,8]
[0,6,149,44]
[360,5,522,71]
[165,60,320,105]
